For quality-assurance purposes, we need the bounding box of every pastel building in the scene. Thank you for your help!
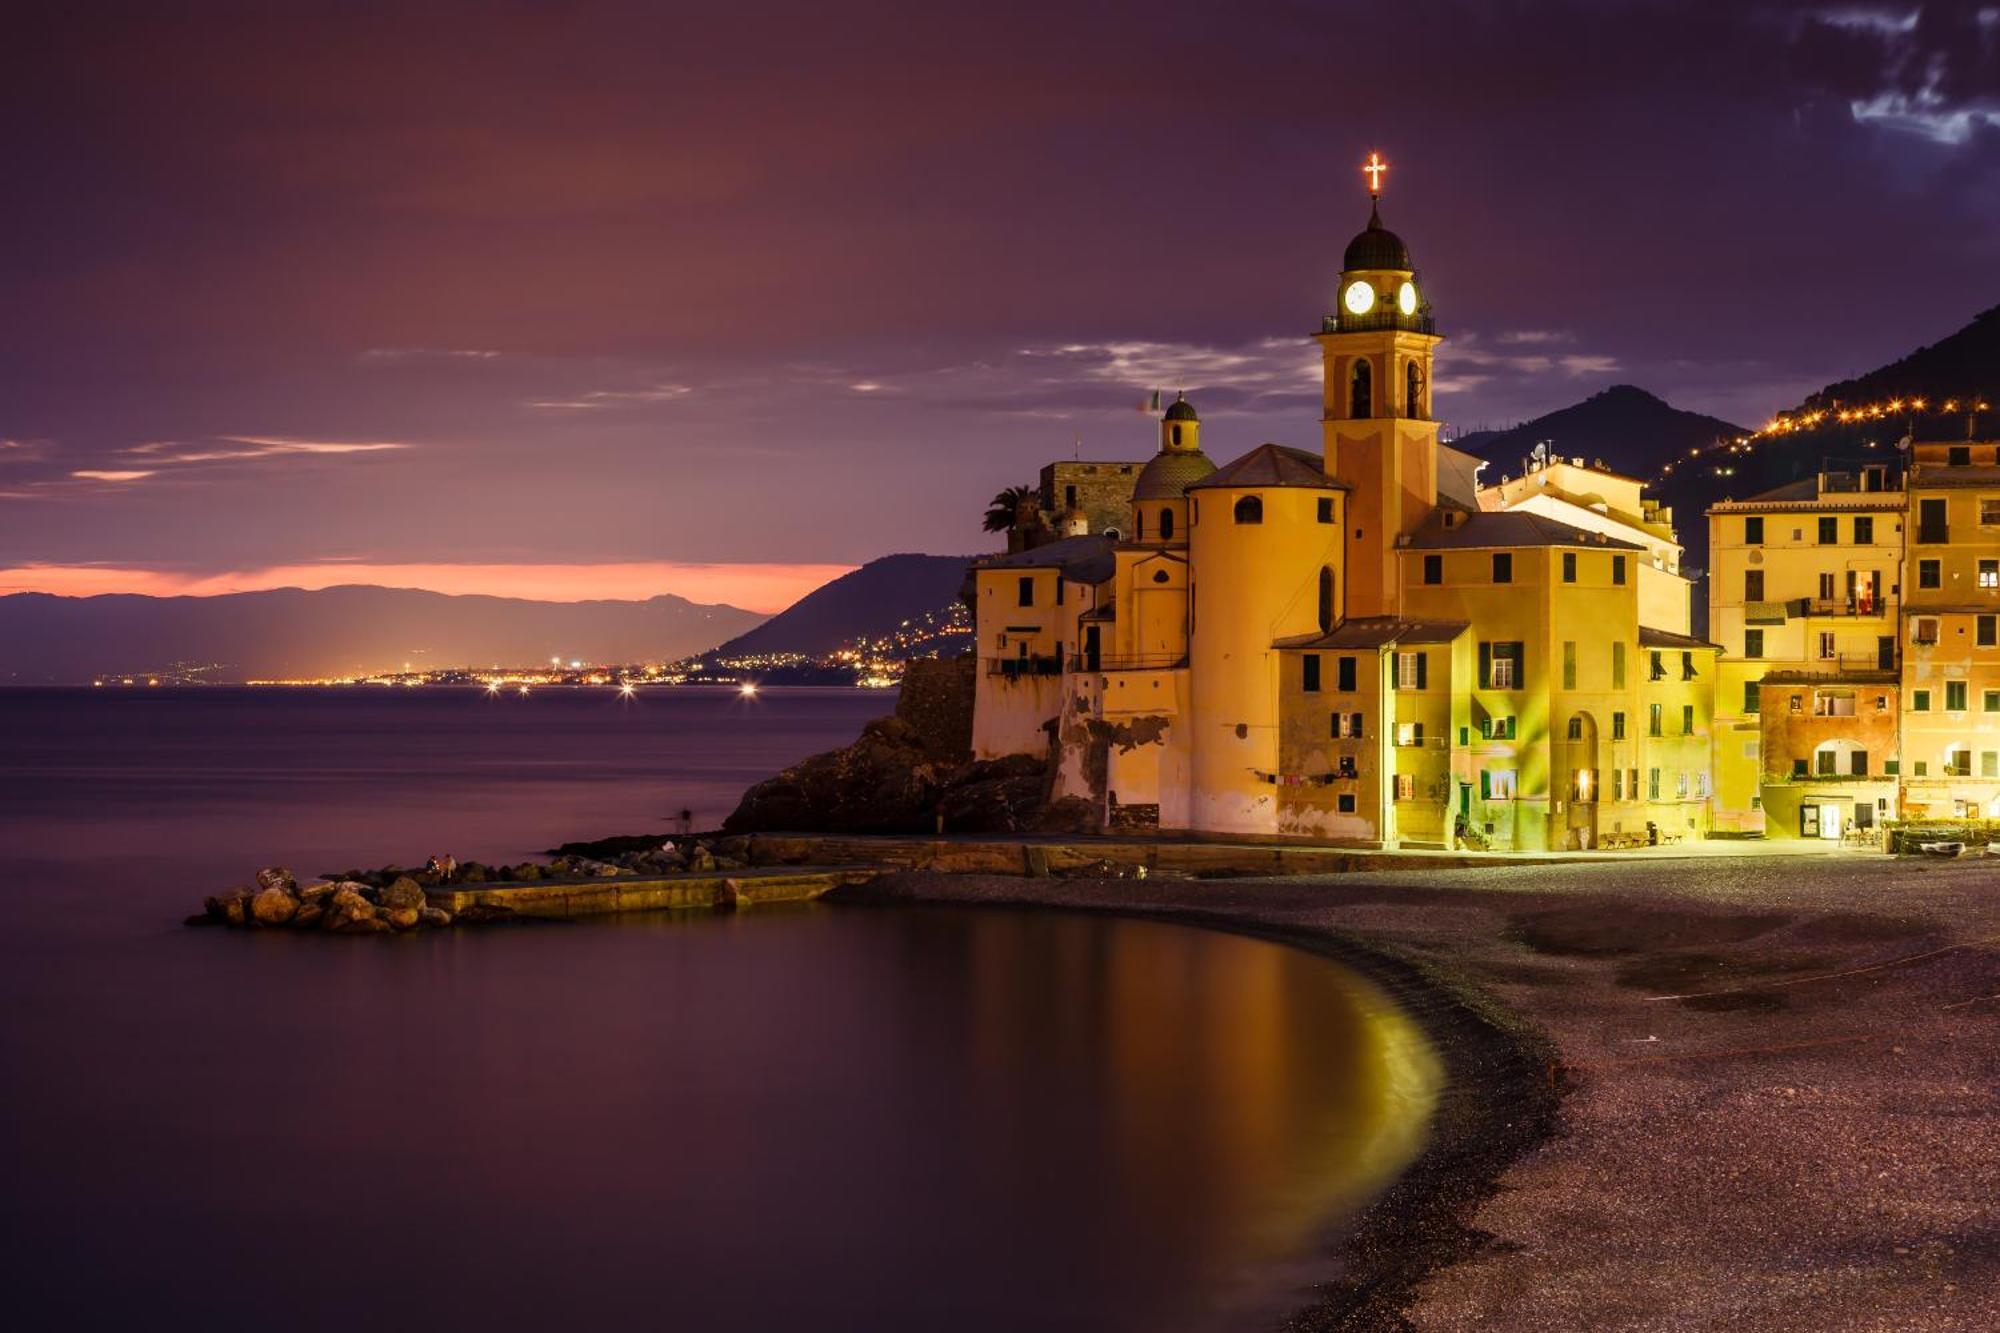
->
[970,175,1715,850]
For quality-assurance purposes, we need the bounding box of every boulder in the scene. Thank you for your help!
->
[383,906,421,930]
[296,880,338,903]
[250,885,298,926]
[204,886,254,925]
[418,906,454,928]
[686,846,717,873]
[327,886,376,923]
[377,876,427,912]
[723,714,948,834]
[292,903,324,929]
[254,866,296,894]
[933,754,1051,833]
[511,863,544,881]
[460,863,489,883]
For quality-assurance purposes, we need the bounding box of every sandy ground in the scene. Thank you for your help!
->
[849,853,2000,1332]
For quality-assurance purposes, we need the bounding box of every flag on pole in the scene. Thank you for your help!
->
[1137,389,1161,413]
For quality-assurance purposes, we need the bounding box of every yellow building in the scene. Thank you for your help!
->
[969,164,1714,849]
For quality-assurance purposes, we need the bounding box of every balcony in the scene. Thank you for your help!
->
[987,656,1064,679]
[1066,652,1187,672]
[1802,597,1885,618]
[1320,308,1437,337]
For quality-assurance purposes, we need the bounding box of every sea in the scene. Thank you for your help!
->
[0,686,1434,1331]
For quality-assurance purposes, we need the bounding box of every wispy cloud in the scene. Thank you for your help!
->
[69,469,156,483]
[528,384,696,410]
[360,347,502,362]
[119,436,413,464]
[1797,5,2000,144]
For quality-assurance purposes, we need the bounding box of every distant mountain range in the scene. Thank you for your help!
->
[710,553,972,658]
[1454,384,1750,481]
[0,585,766,683]
[1800,302,1998,413]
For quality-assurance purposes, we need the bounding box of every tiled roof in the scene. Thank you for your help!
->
[973,535,1115,584]
[1436,444,1484,509]
[1401,510,1645,551]
[1273,616,1470,650]
[1638,625,1720,650]
[1187,443,1346,491]
[1910,464,2000,489]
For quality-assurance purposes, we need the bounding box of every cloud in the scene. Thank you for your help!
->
[527,384,695,410]
[359,347,502,362]
[1792,4,2000,144]
[69,469,156,483]
[119,436,412,464]
[0,560,854,613]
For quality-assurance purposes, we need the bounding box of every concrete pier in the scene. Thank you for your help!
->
[424,866,879,920]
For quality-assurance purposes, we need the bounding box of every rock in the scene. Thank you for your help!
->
[933,754,1051,833]
[292,903,324,929]
[250,885,298,926]
[383,906,421,930]
[582,859,622,877]
[722,714,959,834]
[296,880,338,903]
[254,866,296,894]
[511,863,543,881]
[377,876,427,911]
[328,886,376,922]
[714,834,752,860]
[203,886,254,924]
[687,846,717,873]
[334,916,392,935]
[418,906,453,927]
[460,863,489,883]
[714,855,747,871]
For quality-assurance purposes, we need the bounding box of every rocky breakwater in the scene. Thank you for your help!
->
[189,866,454,935]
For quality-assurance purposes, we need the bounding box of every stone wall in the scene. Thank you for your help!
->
[1040,460,1139,536]
[896,655,976,762]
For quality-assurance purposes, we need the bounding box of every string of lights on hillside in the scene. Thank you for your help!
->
[1652,393,1994,484]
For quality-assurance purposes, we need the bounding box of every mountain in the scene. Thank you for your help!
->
[0,585,764,683]
[1455,384,1751,481]
[1801,302,1999,412]
[712,553,972,658]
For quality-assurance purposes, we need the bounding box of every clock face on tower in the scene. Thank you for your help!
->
[1397,280,1418,316]
[1343,280,1375,316]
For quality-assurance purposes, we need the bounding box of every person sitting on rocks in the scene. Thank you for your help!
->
[425,853,459,883]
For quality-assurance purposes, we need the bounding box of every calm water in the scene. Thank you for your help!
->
[0,687,1437,1330]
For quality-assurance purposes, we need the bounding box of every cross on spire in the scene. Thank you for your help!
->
[1362,151,1387,197]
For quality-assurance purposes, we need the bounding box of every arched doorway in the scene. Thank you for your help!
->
[1562,711,1600,850]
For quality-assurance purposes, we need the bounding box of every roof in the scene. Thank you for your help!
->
[1401,509,1646,551]
[1187,443,1345,491]
[1162,392,1199,423]
[1910,464,2000,489]
[1343,200,1411,271]
[1708,477,1905,511]
[1274,616,1470,650]
[1436,443,1484,509]
[1638,626,1720,650]
[974,534,1115,584]
[1132,448,1216,499]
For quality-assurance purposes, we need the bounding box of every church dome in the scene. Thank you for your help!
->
[1163,392,1199,423]
[1133,448,1215,500]
[1342,201,1410,271]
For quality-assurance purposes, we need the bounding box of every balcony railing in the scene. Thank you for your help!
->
[1067,652,1187,672]
[1320,308,1437,336]
[1802,597,1886,618]
[986,656,1064,679]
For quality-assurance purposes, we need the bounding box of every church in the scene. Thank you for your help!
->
[968,159,1718,851]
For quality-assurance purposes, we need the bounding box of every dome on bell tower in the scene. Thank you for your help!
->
[1342,199,1411,272]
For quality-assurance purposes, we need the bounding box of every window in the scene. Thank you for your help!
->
[1338,756,1358,779]
[1794,758,1809,778]
[1017,576,1035,607]
[1982,616,1998,647]
[1337,792,1357,813]
[1815,748,1837,776]
[1481,769,1518,800]
[1818,516,1837,544]
[1912,761,1926,777]
[1613,769,1625,800]
[1947,680,1968,711]
[1815,690,1855,717]
[1063,483,1077,510]
[1303,655,1321,693]
[1393,773,1416,801]
[1492,552,1512,584]
[1745,629,1764,658]
[1919,497,1947,542]
[1350,358,1372,418]
[1946,748,1972,777]
[1423,554,1442,585]
[1612,555,1627,585]
[1566,715,1584,741]
[1744,569,1764,600]
[1337,656,1357,691]
[1682,651,1698,680]
[1650,650,1666,681]
[1818,631,1836,660]
[1395,721,1424,747]
[1744,681,1760,713]
[1983,498,2000,526]
[1613,710,1627,739]
[1919,559,1941,589]
[1233,495,1263,524]
[1563,552,1577,583]
[1159,508,1175,540]
[1853,749,1869,776]
[1612,641,1627,688]
[1950,445,1972,467]
[1135,510,1144,540]
[1481,641,1523,689]
[1317,566,1335,632]
[1982,560,1999,588]
[1648,768,1661,800]
[1818,571,1837,601]
[1336,712,1364,738]
[1855,516,1873,544]
[1745,516,1764,544]
[1913,617,1939,645]
[1986,752,2000,779]
[1563,641,1576,690]
[1913,689,1931,711]
[1683,704,1694,734]
[1406,360,1424,417]
[1395,651,1428,690]
[1790,693,1803,713]
[1649,703,1662,737]
[1316,497,1334,524]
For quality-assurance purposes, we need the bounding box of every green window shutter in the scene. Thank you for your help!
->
[1478,641,1492,688]
[1416,652,1428,689]
[1479,769,1490,800]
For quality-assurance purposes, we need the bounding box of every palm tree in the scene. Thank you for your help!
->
[982,484,1037,533]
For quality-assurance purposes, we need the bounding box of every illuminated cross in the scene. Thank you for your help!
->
[1362,152,1387,196]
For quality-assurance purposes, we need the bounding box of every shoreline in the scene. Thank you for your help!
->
[839,872,1563,1331]
[835,855,2000,1330]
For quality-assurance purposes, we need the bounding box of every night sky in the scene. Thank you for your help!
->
[3,2,1995,610]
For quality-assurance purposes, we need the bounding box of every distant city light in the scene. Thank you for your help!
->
[619,682,635,698]
[519,685,530,697]
[739,682,758,698]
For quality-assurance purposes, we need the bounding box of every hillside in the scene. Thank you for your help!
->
[711,553,972,658]
[1801,302,1999,412]
[1457,385,1750,481]
[0,586,764,683]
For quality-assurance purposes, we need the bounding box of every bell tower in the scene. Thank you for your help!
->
[1315,153,1442,619]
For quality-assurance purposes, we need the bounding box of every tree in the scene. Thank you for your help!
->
[982,484,1037,533]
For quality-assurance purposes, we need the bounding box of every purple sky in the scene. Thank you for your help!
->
[2,1,1996,606]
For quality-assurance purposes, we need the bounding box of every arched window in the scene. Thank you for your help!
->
[1406,361,1423,418]
[1233,495,1263,525]
[1134,509,1144,540]
[1159,507,1175,540]
[1171,424,1182,446]
[1350,358,1372,419]
[1317,565,1335,632]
